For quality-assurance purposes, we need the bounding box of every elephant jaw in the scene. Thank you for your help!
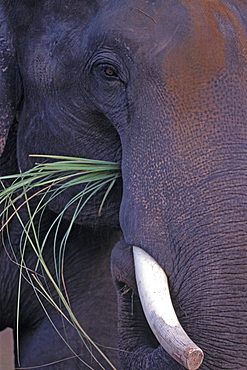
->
[133,246,204,370]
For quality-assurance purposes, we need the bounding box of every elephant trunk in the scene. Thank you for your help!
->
[112,75,247,367]
[112,140,247,368]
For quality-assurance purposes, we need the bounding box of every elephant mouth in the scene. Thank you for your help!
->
[133,246,204,370]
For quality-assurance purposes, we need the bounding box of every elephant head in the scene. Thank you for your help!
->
[1,0,247,369]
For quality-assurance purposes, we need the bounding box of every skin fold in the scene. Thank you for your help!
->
[1,0,247,369]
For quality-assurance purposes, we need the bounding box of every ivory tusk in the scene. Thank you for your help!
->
[133,246,204,370]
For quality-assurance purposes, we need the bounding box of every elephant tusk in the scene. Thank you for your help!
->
[133,246,204,370]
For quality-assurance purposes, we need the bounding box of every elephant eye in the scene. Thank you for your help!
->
[92,63,120,82]
[100,64,120,80]
[104,66,118,78]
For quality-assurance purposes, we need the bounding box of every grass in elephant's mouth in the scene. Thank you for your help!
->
[0,154,121,370]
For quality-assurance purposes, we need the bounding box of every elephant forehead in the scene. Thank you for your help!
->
[104,1,247,77]
[164,0,247,93]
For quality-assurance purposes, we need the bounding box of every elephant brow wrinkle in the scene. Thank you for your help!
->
[134,7,157,24]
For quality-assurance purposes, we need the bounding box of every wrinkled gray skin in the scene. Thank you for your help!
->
[1,0,247,369]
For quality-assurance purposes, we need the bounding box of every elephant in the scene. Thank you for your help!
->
[1,0,247,369]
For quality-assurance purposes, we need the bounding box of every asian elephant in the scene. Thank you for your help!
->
[1,0,247,369]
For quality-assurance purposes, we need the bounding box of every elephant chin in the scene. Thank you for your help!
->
[133,246,204,370]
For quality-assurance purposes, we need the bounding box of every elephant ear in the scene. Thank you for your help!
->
[0,3,23,175]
